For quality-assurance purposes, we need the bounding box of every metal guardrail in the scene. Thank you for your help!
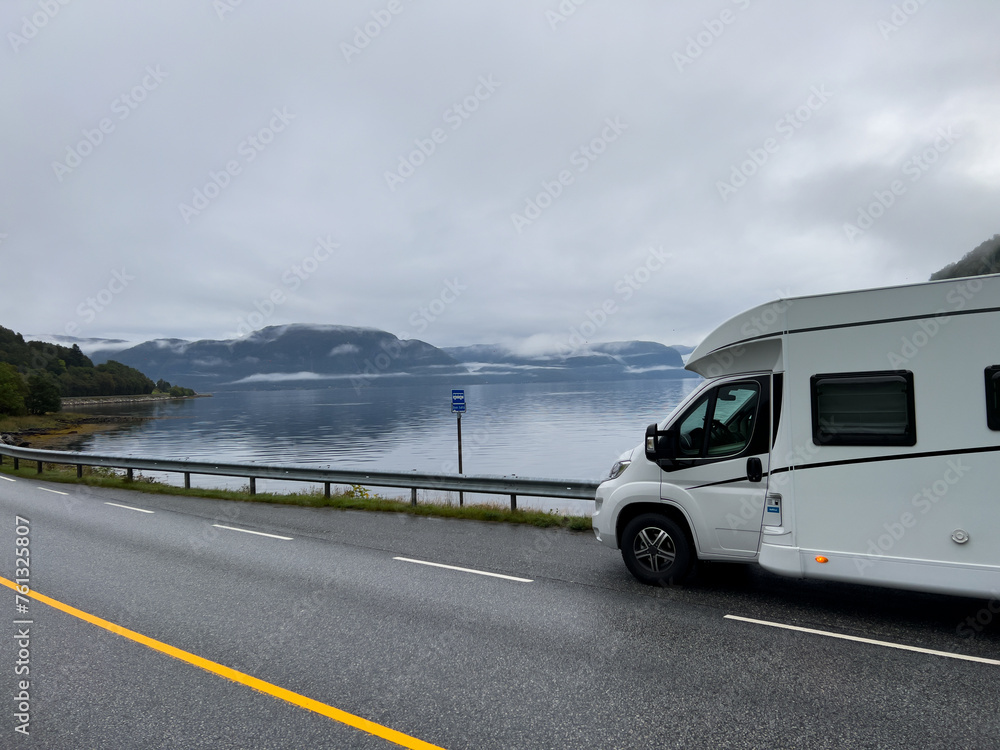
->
[0,444,601,509]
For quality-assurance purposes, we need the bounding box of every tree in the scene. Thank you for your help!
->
[0,327,172,398]
[930,234,1000,280]
[97,361,155,395]
[25,372,61,415]
[0,363,27,416]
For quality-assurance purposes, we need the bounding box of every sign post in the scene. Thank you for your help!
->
[451,389,466,506]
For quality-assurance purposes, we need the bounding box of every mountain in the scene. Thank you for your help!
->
[930,234,1000,280]
[89,325,463,391]
[83,325,695,391]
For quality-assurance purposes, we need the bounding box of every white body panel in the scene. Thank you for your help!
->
[594,274,1000,598]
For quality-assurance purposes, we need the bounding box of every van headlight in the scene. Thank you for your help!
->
[608,459,631,480]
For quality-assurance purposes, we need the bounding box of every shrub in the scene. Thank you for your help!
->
[0,363,27,416]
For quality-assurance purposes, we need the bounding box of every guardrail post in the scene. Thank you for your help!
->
[324,482,331,499]
[411,488,417,506]
[510,494,517,511]
[249,477,256,495]
[76,464,83,478]
[12,457,18,470]
[184,472,191,489]
[36,461,43,474]
[126,468,133,482]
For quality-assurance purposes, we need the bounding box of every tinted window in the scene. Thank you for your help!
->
[811,371,916,446]
[676,382,760,458]
[986,366,1000,431]
[707,383,760,456]
[677,391,711,457]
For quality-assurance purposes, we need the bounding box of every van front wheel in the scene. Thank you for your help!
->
[621,513,692,585]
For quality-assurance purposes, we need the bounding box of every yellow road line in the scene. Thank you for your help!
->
[0,576,446,750]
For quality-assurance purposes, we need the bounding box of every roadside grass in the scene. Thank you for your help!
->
[0,460,593,531]
[0,413,93,434]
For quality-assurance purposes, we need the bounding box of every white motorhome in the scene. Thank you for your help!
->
[593,274,1000,599]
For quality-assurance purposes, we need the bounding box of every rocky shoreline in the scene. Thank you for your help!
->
[1,415,148,449]
[0,395,207,450]
[61,393,209,407]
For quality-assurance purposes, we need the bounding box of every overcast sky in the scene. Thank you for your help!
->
[2,1,998,353]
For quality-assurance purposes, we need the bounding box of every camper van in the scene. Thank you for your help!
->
[593,274,1000,599]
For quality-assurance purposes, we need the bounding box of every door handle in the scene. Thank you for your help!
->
[746,456,762,483]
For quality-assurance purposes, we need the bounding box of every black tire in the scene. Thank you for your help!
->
[620,513,693,585]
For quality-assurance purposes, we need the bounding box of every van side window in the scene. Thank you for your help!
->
[986,366,1000,430]
[676,382,760,458]
[811,371,916,446]
[677,392,712,457]
[708,383,760,456]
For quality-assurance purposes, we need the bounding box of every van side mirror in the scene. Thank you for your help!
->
[644,424,658,461]
[645,423,677,464]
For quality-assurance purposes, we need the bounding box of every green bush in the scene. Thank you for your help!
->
[0,363,28,416]
[25,372,61,415]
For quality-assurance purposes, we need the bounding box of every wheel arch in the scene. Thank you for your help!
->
[615,501,698,559]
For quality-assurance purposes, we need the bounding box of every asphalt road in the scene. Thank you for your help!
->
[0,473,997,749]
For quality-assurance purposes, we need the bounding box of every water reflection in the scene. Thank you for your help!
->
[67,379,700,513]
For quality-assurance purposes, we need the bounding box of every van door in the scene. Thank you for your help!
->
[661,374,772,558]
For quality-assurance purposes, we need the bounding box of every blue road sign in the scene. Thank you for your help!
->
[451,389,466,413]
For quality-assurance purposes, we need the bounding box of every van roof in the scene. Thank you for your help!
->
[686,273,1000,377]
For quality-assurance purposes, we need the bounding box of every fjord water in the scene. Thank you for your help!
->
[69,379,700,514]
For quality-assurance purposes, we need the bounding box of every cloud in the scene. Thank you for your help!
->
[329,344,360,356]
[2,1,998,351]
[227,371,334,385]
